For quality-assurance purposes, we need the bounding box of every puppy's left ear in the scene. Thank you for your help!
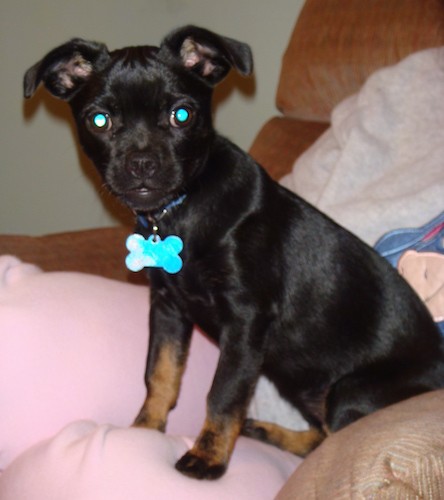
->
[160,25,253,85]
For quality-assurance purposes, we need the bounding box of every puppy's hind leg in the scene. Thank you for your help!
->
[241,419,325,456]
[325,361,444,433]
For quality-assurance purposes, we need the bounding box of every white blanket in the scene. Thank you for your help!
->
[281,47,444,245]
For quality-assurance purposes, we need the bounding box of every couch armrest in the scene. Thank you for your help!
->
[0,227,142,283]
[249,117,328,180]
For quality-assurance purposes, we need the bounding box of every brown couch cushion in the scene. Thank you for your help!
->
[249,117,328,180]
[277,0,444,122]
[0,227,143,283]
[276,390,444,499]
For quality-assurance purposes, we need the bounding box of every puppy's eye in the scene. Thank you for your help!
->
[89,112,112,132]
[169,106,193,128]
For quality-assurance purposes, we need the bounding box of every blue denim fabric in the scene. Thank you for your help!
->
[374,211,444,266]
[374,211,444,335]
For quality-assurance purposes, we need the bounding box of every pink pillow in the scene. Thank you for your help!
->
[0,255,219,468]
[0,421,299,499]
[0,256,301,496]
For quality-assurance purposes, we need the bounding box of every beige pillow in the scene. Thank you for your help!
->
[276,390,444,499]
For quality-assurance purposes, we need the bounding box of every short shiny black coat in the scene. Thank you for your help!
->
[24,26,444,480]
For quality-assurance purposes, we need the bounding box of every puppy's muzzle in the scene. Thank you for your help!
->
[126,152,157,181]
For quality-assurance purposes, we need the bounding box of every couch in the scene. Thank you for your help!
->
[1,0,444,498]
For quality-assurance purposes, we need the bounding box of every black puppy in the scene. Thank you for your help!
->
[24,26,444,480]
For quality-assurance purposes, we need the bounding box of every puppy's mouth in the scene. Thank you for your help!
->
[123,186,157,204]
[119,185,174,213]
[128,187,151,197]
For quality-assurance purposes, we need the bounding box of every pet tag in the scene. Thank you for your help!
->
[126,233,184,274]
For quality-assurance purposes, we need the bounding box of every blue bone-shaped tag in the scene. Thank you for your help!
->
[126,233,183,274]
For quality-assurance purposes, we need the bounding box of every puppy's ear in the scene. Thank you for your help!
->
[24,38,110,100]
[160,26,253,85]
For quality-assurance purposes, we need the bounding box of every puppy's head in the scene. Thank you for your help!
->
[24,26,253,213]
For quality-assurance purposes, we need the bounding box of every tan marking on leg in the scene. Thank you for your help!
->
[192,415,243,465]
[134,342,185,431]
[243,419,325,456]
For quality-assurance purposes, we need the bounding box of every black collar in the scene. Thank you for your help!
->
[136,193,187,229]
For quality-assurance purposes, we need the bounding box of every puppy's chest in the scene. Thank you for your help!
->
[144,211,263,333]
[152,272,225,339]
[149,243,234,335]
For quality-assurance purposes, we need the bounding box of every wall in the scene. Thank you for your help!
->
[0,0,304,234]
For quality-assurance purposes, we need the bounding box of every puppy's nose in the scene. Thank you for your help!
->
[126,152,156,179]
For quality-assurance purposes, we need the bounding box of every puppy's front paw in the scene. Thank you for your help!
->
[175,451,227,480]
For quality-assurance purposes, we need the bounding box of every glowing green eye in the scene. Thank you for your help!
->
[93,113,107,127]
[90,112,112,131]
[170,106,193,127]
[175,108,189,123]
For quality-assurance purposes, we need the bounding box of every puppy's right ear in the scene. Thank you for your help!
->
[24,38,110,100]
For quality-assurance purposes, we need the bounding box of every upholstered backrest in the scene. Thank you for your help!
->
[277,0,444,122]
